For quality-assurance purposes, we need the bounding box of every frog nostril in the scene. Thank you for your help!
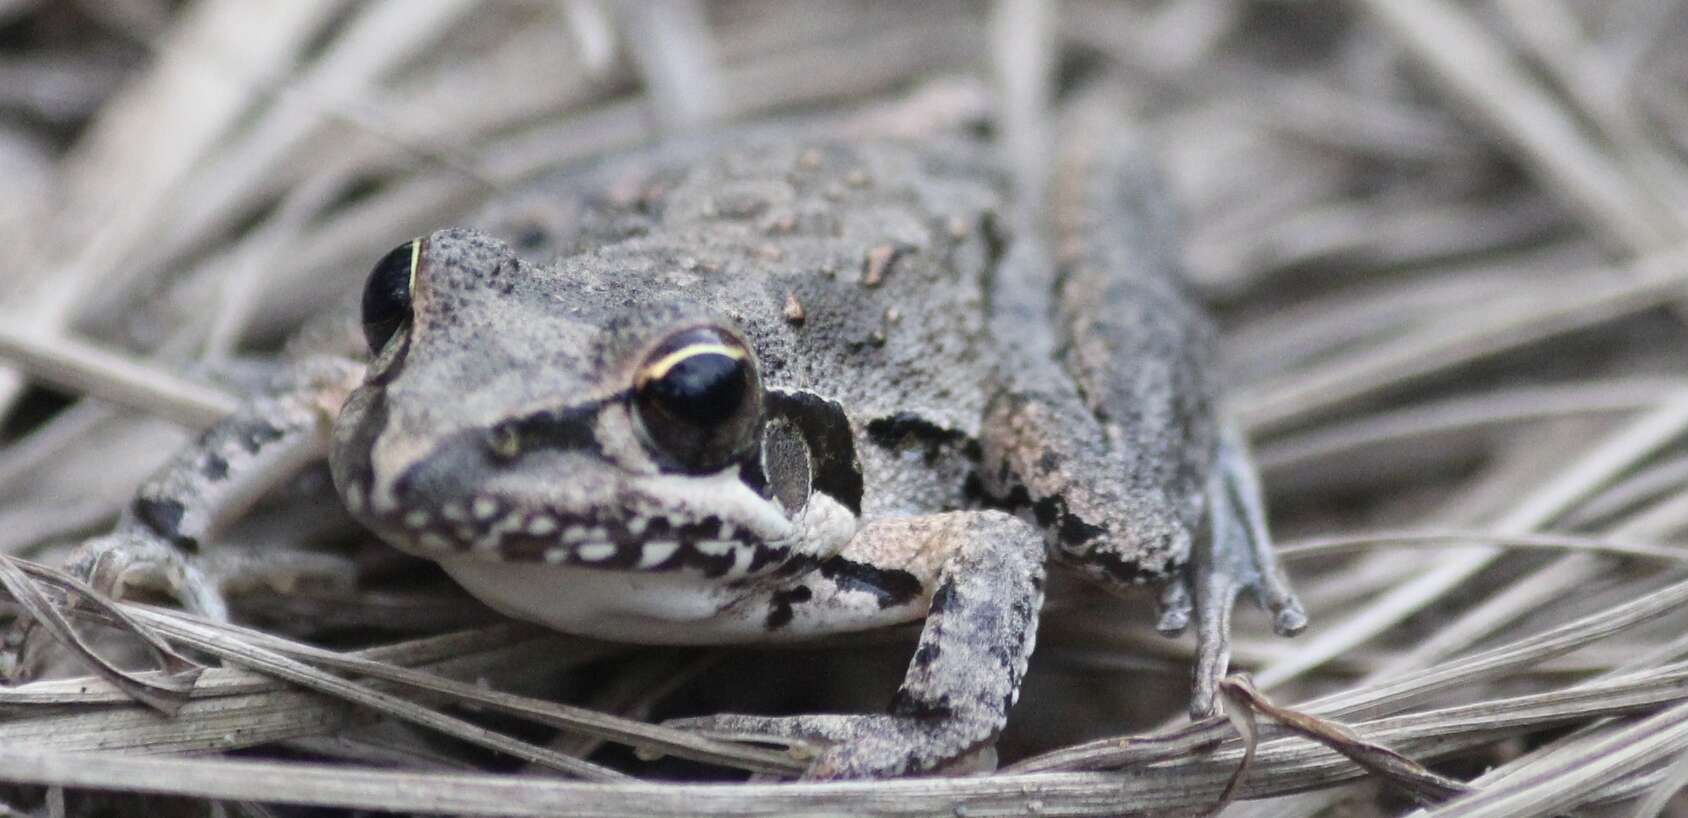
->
[485,423,522,461]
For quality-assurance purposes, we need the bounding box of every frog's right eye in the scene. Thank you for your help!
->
[632,327,763,473]
[361,239,420,356]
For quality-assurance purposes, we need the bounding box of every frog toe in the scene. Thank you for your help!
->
[1258,581,1308,636]
[1155,578,1192,635]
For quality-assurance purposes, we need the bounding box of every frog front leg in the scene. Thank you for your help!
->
[672,510,1045,779]
[15,357,362,678]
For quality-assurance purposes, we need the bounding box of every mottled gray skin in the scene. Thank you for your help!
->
[335,139,1009,565]
[37,125,1303,780]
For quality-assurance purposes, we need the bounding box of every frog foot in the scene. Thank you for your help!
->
[8,530,226,683]
[665,712,997,780]
[1183,426,1307,718]
[67,531,230,619]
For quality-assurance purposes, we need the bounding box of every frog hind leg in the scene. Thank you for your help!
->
[980,91,1306,718]
[668,510,1046,779]
[1187,424,1307,715]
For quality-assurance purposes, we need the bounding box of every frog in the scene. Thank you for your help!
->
[22,101,1304,780]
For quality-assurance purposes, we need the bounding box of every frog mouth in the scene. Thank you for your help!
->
[371,467,802,580]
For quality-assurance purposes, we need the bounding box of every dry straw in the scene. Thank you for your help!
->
[1,1,1687,816]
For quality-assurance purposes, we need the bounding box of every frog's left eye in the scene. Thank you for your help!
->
[361,239,420,356]
[633,328,763,472]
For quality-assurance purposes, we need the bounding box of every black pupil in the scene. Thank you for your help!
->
[361,240,415,355]
[649,353,747,425]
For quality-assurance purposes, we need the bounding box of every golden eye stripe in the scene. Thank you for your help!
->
[638,343,747,385]
[409,237,423,293]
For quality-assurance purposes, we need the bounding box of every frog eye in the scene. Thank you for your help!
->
[361,239,420,356]
[632,328,763,472]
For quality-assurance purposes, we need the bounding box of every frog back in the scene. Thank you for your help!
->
[474,134,1012,515]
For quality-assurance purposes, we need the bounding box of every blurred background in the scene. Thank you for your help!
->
[2,1,1688,816]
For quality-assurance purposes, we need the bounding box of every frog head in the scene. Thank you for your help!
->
[330,229,858,581]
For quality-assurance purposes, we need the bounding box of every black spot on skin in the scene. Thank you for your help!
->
[1090,549,1165,585]
[132,497,197,551]
[1018,492,1108,548]
[689,546,737,579]
[236,420,285,454]
[820,557,922,609]
[591,539,645,571]
[1036,451,1062,474]
[866,412,975,466]
[765,585,813,630]
[927,579,960,616]
[1058,512,1106,547]
[747,543,790,574]
[764,390,862,514]
[969,476,1029,511]
[890,689,953,719]
[865,413,969,450]
[912,642,940,667]
[771,552,823,579]
[1032,496,1060,528]
[201,454,229,480]
[132,496,183,536]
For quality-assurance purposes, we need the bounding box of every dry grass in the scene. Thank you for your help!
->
[1,0,1687,815]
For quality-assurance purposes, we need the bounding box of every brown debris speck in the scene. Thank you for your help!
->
[862,243,904,287]
[765,212,798,235]
[783,291,806,325]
